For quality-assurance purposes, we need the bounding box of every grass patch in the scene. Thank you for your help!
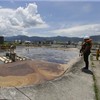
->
[91,54,100,100]
[93,72,99,100]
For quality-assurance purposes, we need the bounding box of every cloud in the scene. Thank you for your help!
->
[51,24,100,37]
[0,3,48,36]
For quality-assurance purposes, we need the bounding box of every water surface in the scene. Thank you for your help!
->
[15,46,78,64]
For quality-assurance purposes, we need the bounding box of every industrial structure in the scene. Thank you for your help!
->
[0,36,4,44]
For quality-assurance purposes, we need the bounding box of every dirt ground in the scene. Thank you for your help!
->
[0,60,65,87]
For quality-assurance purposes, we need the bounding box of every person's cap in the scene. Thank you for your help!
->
[84,36,90,39]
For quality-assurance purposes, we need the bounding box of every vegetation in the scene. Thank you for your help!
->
[0,41,16,50]
[90,55,99,100]
[93,73,99,100]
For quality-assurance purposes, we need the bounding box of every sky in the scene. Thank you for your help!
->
[0,0,100,37]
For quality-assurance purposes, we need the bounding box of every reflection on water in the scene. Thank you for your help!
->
[15,46,78,64]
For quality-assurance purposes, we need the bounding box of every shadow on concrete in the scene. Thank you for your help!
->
[0,99,8,100]
[81,68,93,75]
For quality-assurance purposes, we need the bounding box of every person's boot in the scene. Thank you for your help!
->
[85,62,89,69]
[84,66,88,70]
[84,61,88,70]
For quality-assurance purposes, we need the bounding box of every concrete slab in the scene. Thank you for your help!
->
[0,58,95,100]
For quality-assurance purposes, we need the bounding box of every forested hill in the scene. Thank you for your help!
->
[5,35,100,42]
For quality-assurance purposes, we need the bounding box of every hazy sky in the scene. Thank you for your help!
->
[0,0,100,37]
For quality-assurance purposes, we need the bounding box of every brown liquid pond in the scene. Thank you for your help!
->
[0,60,65,87]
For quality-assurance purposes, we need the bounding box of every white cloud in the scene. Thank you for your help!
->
[0,3,48,36]
[51,24,100,37]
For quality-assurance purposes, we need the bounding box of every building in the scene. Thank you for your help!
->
[0,36,4,44]
[24,41,31,44]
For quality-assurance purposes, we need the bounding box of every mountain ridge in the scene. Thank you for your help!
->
[4,35,100,42]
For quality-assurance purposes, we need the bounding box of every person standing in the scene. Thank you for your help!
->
[80,36,92,70]
[96,49,100,60]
